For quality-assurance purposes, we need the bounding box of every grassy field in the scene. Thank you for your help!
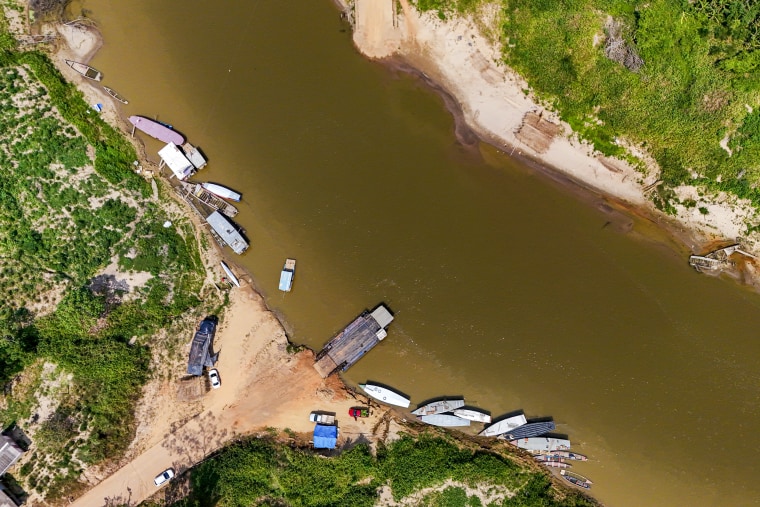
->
[0,9,208,501]
[413,0,760,216]
[155,433,597,507]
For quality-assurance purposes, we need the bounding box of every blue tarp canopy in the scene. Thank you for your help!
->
[279,270,293,291]
[313,424,338,449]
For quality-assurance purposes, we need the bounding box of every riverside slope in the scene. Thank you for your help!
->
[344,0,760,280]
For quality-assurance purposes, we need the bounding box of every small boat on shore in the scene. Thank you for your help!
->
[419,413,471,427]
[201,182,241,202]
[129,115,185,145]
[479,412,527,437]
[452,407,491,423]
[531,450,588,461]
[359,382,410,408]
[510,436,571,452]
[541,460,571,469]
[411,398,465,416]
[560,470,592,489]
[279,258,296,292]
[103,86,128,104]
[220,261,240,287]
[65,59,102,81]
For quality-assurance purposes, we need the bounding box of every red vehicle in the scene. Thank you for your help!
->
[348,407,369,420]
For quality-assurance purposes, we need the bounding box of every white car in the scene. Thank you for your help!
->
[153,468,175,487]
[208,368,221,389]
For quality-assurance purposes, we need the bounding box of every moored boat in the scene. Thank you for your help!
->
[452,407,491,423]
[411,398,465,416]
[103,86,128,104]
[359,382,410,408]
[206,211,249,255]
[201,182,242,202]
[510,436,571,452]
[479,412,528,437]
[560,470,592,489]
[65,59,102,81]
[531,450,588,461]
[220,261,240,287]
[500,420,556,440]
[129,115,185,145]
[279,258,296,292]
[541,460,571,469]
[419,413,471,427]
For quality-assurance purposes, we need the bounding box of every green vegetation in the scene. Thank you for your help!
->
[164,433,596,507]
[0,9,205,501]
[413,0,760,214]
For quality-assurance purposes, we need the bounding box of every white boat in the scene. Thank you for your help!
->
[65,59,102,81]
[411,398,465,416]
[279,258,296,292]
[220,261,240,287]
[452,408,491,423]
[359,383,410,408]
[201,183,241,202]
[419,414,471,427]
[510,436,571,452]
[478,413,527,437]
[542,460,572,469]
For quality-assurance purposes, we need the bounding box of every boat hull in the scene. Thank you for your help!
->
[452,408,491,423]
[201,183,241,202]
[129,116,185,145]
[411,398,465,416]
[359,383,410,408]
[479,413,528,437]
[220,261,240,287]
[419,414,471,427]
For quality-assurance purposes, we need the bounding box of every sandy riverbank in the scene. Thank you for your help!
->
[343,0,760,282]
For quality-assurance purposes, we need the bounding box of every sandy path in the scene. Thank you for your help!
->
[72,288,388,507]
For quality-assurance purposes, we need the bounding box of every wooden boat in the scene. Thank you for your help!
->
[541,460,571,469]
[220,261,240,287]
[103,86,128,104]
[501,420,556,440]
[279,258,296,292]
[532,450,588,461]
[201,183,241,202]
[129,116,185,145]
[452,407,491,423]
[411,398,465,416]
[560,470,592,489]
[419,414,471,427]
[359,382,410,408]
[510,436,571,452]
[479,412,527,437]
[65,59,102,81]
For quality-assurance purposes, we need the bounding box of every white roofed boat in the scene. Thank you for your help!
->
[159,142,195,180]
[206,211,249,254]
[201,183,241,202]
[411,398,465,416]
[279,258,296,292]
[510,436,571,452]
[419,414,471,427]
[452,408,491,423]
[478,412,527,437]
[359,382,410,408]
[220,261,240,287]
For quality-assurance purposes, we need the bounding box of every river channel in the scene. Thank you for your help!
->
[72,1,760,505]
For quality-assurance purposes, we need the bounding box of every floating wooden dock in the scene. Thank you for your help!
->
[313,305,394,378]
[175,181,238,217]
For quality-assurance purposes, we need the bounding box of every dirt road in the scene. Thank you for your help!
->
[71,288,391,507]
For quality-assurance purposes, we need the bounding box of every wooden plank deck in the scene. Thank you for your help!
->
[313,311,384,378]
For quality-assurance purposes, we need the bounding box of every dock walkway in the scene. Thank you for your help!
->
[314,305,393,378]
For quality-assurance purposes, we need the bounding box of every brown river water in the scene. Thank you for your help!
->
[72,0,760,505]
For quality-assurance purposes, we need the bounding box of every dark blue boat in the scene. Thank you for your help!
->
[502,420,556,440]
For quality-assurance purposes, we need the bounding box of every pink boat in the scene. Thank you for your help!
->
[129,116,184,145]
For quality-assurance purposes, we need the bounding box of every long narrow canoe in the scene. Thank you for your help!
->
[220,261,240,288]
[103,86,128,104]
[452,407,491,423]
[560,470,592,489]
[65,59,102,81]
[411,398,465,416]
[419,414,471,427]
[129,116,185,145]
[359,383,410,408]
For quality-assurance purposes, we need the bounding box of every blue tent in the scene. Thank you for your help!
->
[313,424,338,449]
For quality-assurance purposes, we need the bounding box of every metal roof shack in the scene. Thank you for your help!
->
[206,211,249,254]
[0,488,21,507]
[158,142,195,180]
[0,436,23,476]
[187,319,219,376]
[313,304,394,378]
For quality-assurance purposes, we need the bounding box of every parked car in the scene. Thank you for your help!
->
[154,468,175,487]
[208,368,221,389]
[309,411,335,424]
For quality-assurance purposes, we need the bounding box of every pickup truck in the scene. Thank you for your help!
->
[309,411,336,424]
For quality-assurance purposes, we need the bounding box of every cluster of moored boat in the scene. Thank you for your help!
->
[358,382,593,488]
